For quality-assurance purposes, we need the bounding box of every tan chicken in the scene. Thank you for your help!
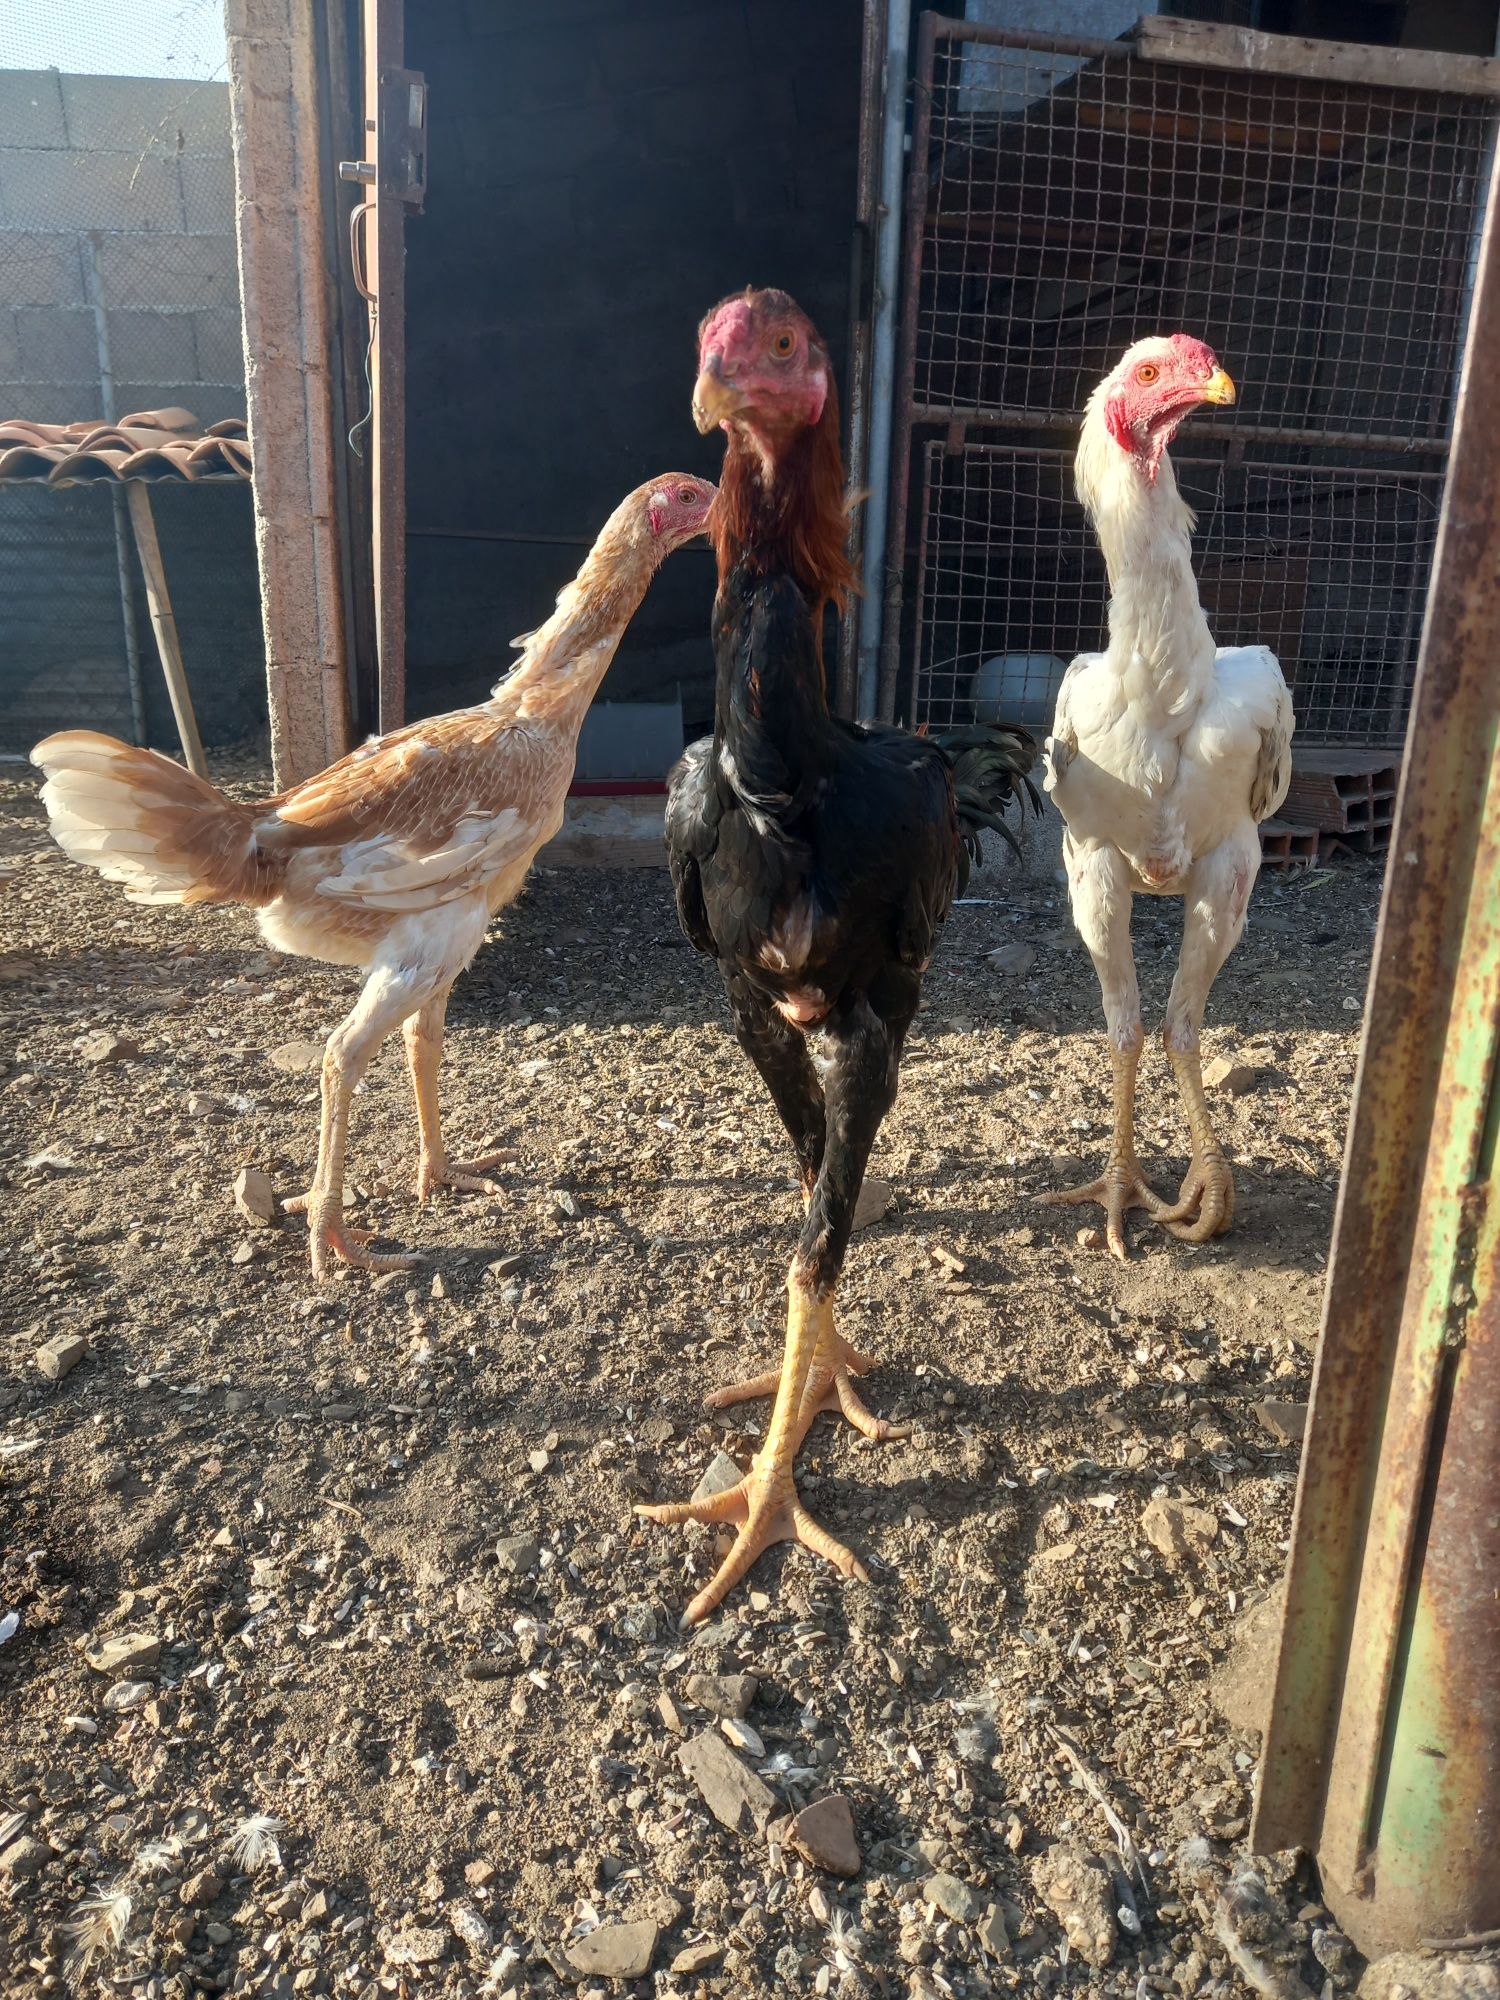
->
[33,473,715,1277]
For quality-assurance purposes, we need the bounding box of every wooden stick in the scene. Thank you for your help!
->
[124,482,209,779]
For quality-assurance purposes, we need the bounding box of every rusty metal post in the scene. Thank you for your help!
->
[349,0,426,736]
[1252,137,1500,1959]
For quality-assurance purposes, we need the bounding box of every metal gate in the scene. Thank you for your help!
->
[881,14,1499,746]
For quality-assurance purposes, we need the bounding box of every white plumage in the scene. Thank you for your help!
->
[1043,336,1294,1259]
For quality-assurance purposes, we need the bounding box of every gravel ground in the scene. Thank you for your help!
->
[0,758,1386,2000]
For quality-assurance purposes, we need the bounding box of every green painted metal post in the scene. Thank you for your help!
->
[1252,136,1500,1958]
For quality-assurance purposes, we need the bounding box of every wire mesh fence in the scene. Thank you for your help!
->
[913,441,1443,745]
[892,17,1497,746]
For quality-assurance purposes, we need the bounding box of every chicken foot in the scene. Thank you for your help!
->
[1039,1038,1185,1260]
[638,1267,870,1627]
[1160,1046,1235,1241]
[705,1328,909,1445]
[402,990,517,1198]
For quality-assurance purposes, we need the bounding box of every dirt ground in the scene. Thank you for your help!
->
[0,757,1385,2000]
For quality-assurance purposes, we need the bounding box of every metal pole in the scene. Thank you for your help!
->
[82,232,147,750]
[1252,136,1500,1959]
[837,0,888,720]
[854,0,912,719]
[874,8,936,723]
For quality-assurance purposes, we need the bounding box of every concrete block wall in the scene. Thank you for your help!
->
[0,69,263,752]
[0,70,245,425]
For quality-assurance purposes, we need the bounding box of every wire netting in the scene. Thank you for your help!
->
[899,21,1496,746]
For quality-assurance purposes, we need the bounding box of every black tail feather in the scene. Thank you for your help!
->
[933,723,1041,872]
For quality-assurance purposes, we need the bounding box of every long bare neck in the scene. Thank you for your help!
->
[1075,414,1214,716]
[713,397,855,629]
[489,529,656,727]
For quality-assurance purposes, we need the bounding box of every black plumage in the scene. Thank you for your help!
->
[639,286,1036,1625]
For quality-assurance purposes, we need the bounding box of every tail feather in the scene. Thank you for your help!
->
[935,722,1042,867]
[30,730,275,907]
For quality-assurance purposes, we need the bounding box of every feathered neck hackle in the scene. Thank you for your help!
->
[1074,381,1215,718]
[711,372,857,628]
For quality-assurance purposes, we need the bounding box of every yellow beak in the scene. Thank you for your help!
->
[692,365,743,435]
[1201,366,1236,407]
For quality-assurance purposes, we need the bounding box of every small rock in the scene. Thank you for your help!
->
[385,1926,448,1968]
[720,1716,765,1757]
[449,1901,492,1954]
[1360,1954,1499,2000]
[692,1452,745,1504]
[852,1177,894,1230]
[924,1871,984,1923]
[233,1167,277,1226]
[229,1240,259,1266]
[528,1448,551,1474]
[1049,1152,1085,1180]
[1076,1226,1105,1252]
[204,1922,233,1946]
[1031,1846,1117,1968]
[168,1912,196,1947]
[463,1859,495,1888]
[1253,1400,1308,1445]
[551,1189,580,1221]
[35,1333,88,1382]
[672,1941,724,1975]
[788,1794,861,1877]
[1203,1057,1260,1096]
[81,1029,139,1065]
[684,1671,758,1719]
[657,1691,683,1735]
[1140,1496,1219,1564]
[566,1919,658,1980]
[84,1630,161,1677]
[494,1533,541,1575]
[678,1726,776,1834]
[180,1867,223,1908]
[0,1836,50,1880]
[269,1038,324,1074]
[987,941,1036,977]
[102,1679,153,1713]
[978,1903,1011,1955]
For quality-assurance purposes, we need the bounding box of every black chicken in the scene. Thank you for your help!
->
[638,289,1037,1624]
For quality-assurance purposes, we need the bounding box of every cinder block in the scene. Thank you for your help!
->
[0,380,89,422]
[105,307,199,385]
[192,307,245,382]
[0,306,22,381]
[0,150,184,234]
[0,72,68,149]
[95,232,238,314]
[60,75,232,157]
[180,154,237,234]
[0,230,86,307]
[16,305,98,384]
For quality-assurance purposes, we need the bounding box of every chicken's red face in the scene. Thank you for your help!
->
[644,475,717,549]
[692,289,829,448]
[1102,334,1235,480]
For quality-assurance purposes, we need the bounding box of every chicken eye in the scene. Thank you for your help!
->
[1136,363,1159,385]
[770,330,796,361]
[678,486,697,504]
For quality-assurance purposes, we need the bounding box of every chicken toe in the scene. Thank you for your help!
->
[283,1191,421,1281]
[704,1330,910,1447]
[636,1456,867,1628]
[414,1147,517,1201]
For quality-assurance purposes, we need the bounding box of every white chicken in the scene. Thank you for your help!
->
[33,473,715,1278]
[1042,335,1293,1258]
